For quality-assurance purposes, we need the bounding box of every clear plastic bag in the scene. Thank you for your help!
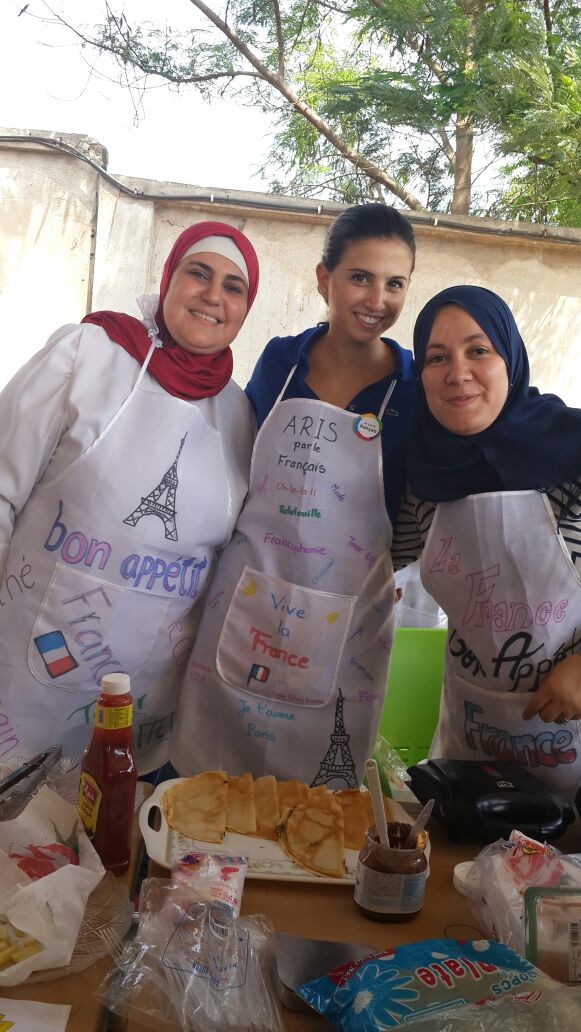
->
[465,830,581,953]
[371,734,410,796]
[407,980,581,1031]
[170,852,248,918]
[98,878,283,1031]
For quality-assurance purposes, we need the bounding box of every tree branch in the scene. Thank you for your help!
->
[49,4,262,86]
[541,0,555,56]
[426,128,455,167]
[187,0,425,208]
[289,0,316,56]
[272,0,285,79]
[451,4,476,213]
[313,0,351,14]
[369,0,452,86]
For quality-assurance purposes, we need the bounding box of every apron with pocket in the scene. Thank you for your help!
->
[0,341,240,773]
[174,368,397,786]
[421,491,581,800]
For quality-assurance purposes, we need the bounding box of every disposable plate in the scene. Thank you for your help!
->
[139,778,412,884]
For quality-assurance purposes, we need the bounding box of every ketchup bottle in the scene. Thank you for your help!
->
[77,672,137,874]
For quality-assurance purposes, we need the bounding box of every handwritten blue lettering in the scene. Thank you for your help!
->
[464,701,576,767]
[44,500,111,570]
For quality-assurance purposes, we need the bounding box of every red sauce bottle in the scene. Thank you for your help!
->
[77,673,137,874]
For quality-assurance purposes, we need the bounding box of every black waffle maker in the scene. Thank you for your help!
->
[407,759,576,842]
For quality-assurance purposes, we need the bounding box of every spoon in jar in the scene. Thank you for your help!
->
[403,799,435,849]
[365,758,390,847]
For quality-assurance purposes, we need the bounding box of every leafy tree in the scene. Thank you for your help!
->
[484,2,581,223]
[47,0,581,222]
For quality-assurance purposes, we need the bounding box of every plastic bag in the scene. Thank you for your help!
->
[170,852,248,917]
[465,829,581,953]
[297,936,574,1031]
[0,786,104,985]
[98,877,283,1031]
[404,980,581,1031]
[371,735,410,797]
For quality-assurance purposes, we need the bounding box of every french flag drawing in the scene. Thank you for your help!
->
[34,630,78,679]
[247,663,270,686]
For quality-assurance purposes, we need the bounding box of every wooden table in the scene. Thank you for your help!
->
[0,789,150,1032]
[124,817,581,1031]
[8,800,580,1031]
[241,826,482,1032]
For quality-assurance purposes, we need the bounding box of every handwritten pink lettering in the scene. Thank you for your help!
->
[249,627,309,668]
[276,481,310,497]
[462,565,568,631]
[430,537,461,575]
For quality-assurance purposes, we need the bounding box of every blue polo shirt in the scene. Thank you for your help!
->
[245,324,416,526]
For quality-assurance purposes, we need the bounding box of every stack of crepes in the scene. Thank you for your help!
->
[161,771,393,879]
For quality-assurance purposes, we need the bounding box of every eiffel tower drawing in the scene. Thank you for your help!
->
[311,686,358,789]
[123,434,187,541]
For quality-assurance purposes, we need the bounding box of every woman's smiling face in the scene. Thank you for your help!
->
[421,304,510,435]
[316,237,413,347]
[162,251,248,354]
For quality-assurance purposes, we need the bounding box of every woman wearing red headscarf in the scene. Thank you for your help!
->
[0,221,259,773]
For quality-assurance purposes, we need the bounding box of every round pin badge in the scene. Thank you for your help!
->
[353,413,382,441]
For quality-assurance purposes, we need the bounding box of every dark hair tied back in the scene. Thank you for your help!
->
[321,203,416,272]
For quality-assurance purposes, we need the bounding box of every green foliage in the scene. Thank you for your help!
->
[63,0,581,223]
[491,152,581,226]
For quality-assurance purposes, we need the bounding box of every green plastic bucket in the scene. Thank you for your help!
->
[379,627,447,767]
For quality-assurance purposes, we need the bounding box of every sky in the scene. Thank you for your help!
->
[1,0,275,190]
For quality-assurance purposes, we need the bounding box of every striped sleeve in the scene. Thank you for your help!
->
[393,479,581,575]
[391,490,436,570]
[547,477,581,572]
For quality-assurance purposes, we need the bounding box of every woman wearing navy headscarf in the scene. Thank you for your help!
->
[392,285,581,800]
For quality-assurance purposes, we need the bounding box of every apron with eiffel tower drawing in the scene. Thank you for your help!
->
[0,342,247,774]
[173,366,396,787]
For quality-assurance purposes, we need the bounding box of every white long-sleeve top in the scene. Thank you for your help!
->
[0,295,255,581]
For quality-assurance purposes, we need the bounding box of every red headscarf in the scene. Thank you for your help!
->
[82,221,260,400]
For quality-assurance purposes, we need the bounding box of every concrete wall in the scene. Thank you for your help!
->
[1,130,580,405]
[0,135,98,387]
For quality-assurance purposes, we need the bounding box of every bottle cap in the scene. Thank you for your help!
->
[100,672,131,696]
[453,861,475,896]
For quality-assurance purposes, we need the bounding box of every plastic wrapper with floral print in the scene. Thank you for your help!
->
[296,938,547,1030]
[0,785,104,985]
[464,830,581,954]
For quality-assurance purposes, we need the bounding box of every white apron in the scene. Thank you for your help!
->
[421,491,581,799]
[0,343,241,773]
[173,370,396,786]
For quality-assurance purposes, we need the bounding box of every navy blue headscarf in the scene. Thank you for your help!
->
[409,285,581,502]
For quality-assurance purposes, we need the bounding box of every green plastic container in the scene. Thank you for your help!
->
[379,627,447,767]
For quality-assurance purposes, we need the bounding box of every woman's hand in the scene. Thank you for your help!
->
[522,654,581,723]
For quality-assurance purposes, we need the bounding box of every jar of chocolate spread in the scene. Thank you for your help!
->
[354,821,428,922]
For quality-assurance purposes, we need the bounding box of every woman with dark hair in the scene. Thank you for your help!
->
[173,203,417,786]
[0,221,259,773]
[393,285,581,799]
